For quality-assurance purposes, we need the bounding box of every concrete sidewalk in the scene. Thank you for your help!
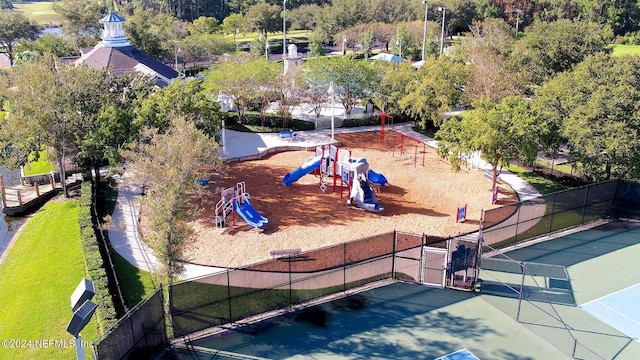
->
[108,173,226,280]
[109,123,540,280]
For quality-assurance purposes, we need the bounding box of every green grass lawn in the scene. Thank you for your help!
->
[506,164,567,195]
[23,149,54,176]
[12,1,63,26]
[111,251,157,308]
[610,44,640,56]
[0,200,98,360]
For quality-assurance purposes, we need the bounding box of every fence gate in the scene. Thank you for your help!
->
[420,247,447,287]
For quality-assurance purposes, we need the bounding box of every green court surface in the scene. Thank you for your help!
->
[180,221,640,359]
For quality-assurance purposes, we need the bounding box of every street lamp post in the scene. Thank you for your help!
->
[283,0,287,60]
[438,6,446,55]
[328,81,335,141]
[422,0,428,61]
[235,27,239,52]
[174,46,180,73]
[514,9,523,38]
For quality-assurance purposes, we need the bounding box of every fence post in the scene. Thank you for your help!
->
[226,270,232,323]
[391,230,397,279]
[581,184,590,224]
[549,192,557,234]
[17,190,22,206]
[513,203,521,246]
[35,182,40,197]
[288,256,292,309]
[0,175,6,209]
[343,243,347,292]
[610,180,621,219]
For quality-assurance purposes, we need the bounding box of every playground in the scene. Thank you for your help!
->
[185,131,517,268]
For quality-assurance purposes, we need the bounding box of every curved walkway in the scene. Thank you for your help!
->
[109,123,544,279]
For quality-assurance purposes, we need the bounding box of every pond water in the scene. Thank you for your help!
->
[0,166,25,259]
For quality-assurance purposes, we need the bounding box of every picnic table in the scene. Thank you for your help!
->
[277,129,298,141]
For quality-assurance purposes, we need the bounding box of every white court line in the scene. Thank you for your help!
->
[579,283,640,307]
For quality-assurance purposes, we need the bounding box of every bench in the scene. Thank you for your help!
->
[269,248,301,258]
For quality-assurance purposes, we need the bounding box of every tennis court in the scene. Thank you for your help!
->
[580,283,640,341]
[175,221,640,359]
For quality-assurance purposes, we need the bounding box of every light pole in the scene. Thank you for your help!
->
[421,0,428,61]
[174,45,180,73]
[514,9,522,38]
[67,279,97,360]
[283,0,287,60]
[328,81,335,141]
[396,38,402,58]
[438,6,446,55]
[235,27,239,52]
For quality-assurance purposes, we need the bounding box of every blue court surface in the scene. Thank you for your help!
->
[580,283,640,341]
[435,348,480,360]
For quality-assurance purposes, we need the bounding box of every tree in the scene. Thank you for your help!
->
[121,116,222,321]
[511,19,612,86]
[308,33,327,57]
[221,13,245,36]
[289,4,320,32]
[306,56,380,117]
[51,0,105,36]
[398,55,467,128]
[124,10,182,61]
[0,10,41,66]
[535,54,640,181]
[314,0,366,41]
[134,78,222,135]
[204,53,268,123]
[377,61,415,114]
[436,97,545,191]
[76,73,154,180]
[244,3,282,36]
[14,33,77,62]
[179,34,235,65]
[459,18,525,103]
[191,16,221,34]
[275,67,306,129]
[0,59,85,197]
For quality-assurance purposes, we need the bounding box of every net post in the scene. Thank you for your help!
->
[516,262,526,322]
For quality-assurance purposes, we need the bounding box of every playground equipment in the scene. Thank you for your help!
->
[374,109,393,144]
[214,182,269,229]
[282,145,387,212]
[391,132,426,168]
[456,204,467,223]
[347,158,384,212]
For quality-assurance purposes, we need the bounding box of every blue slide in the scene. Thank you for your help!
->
[367,169,388,187]
[282,156,322,187]
[233,197,269,229]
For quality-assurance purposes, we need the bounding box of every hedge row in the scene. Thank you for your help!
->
[78,181,118,333]
[222,111,315,132]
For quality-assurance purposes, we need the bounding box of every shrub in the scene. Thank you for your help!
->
[78,182,119,332]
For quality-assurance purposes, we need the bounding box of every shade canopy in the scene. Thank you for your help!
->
[370,53,406,63]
